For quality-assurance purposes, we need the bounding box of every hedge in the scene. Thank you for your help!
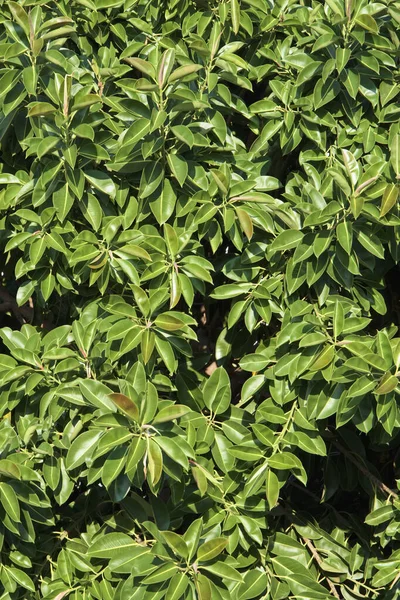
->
[0,0,400,598]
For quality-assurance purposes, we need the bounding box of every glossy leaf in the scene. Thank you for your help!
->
[197,538,228,562]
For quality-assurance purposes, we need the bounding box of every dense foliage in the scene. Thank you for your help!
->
[0,0,400,597]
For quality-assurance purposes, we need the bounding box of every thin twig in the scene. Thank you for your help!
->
[326,435,398,500]
[303,537,341,599]
[0,286,33,324]
[389,570,400,590]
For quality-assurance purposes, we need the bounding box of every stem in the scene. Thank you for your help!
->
[303,537,341,599]
[325,432,399,500]
[271,402,297,456]
[158,88,167,168]
[389,571,400,590]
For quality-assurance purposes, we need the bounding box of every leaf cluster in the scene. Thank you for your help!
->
[0,0,399,598]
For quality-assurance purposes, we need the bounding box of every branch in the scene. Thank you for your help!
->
[326,434,398,500]
[303,537,341,599]
[0,286,33,324]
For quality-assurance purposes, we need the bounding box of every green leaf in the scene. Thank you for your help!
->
[161,531,188,558]
[71,94,101,112]
[313,78,340,109]
[126,437,146,476]
[380,184,398,217]
[150,178,176,224]
[211,169,229,196]
[79,380,117,412]
[229,445,264,461]
[164,223,179,257]
[53,183,73,222]
[355,14,379,33]
[375,372,398,395]
[140,161,164,199]
[239,354,270,371]
[46,232,67,253]
[116,244,151,261]
[356,230,385,258]
[37,135,60,158]
[167,154,188,187]
[268,452,307,484]
[237,569,268,599]
[333,300,344,338]
[201,561,243,582]
[308,345,335,371]
[347,376,376,398]
[7,567,34,592]
[141,329,155,364]
[0,173,22,185]
[143,562,178,584]
[266,468,280,509]
[147,439,163,485]
[0,460,21,480]
[241,375,265,403]
[269,230,303,253]
[141,382,158,425]
[157,49,175,88]
[66,430,103,470]
[365,505,395,526]
[197,537,228,562]
[124,57,156,79]
[203,367,231,414]
[168,64,202,83]
[196,573,213,600]
[342,149,359,188]
[152,405,191,424]
[231,0,240,33]
[83,170,116,198]
[171,125,194,149]
[0,482,20,522]
[155,436,189,470]
[390,134,400,178]
[8,2,30,34]
[124,117,150,147]
[28,102,57,117]
[379,82,399,107]
[183,517,203,561]
[165,572,190,600]
[41,25,75,40]
[88,533,139,558]
[154,313,185,331]
[336,221,353,255]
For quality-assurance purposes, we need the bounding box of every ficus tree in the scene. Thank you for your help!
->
[0,0,400,598]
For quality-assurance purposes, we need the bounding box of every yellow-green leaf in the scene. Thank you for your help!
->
[375,372,398,395]
[197,537,228,562]
[380,183,398,217]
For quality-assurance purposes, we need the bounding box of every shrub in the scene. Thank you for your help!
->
[0,0,400,597]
